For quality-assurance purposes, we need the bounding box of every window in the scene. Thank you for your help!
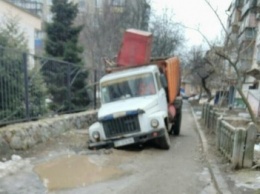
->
[156,73,162,90]
[79,0,85,7]
[78,0,86,12]
[235,0,244,7]
[95,0,103,8]
[249,81,259,89]
[111,0,125,7]
[244,28,255,38]
[257,45,260,64]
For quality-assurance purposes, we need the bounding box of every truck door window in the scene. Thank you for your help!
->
[137,74,156,96]
[156,73,162,90]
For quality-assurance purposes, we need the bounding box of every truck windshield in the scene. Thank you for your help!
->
[101,73,156,103]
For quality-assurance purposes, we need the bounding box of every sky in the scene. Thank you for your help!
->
[150,0,233,48]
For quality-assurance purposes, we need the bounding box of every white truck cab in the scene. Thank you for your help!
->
[88,65,171,149]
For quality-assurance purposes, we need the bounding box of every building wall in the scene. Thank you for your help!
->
[0,0,42,55]
[181,82,200,96]
[252,22,260,70]
[247,89,260,116]
[226,0,260,108]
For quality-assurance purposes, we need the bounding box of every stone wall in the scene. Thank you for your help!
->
[0,110,97,154]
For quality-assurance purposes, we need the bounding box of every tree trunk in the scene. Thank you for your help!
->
[236,86,256,123]
[201,78,212,102]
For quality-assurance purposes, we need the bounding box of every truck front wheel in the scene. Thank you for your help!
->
[155,128,171,150]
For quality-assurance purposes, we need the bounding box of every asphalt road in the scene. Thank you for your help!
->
[0,101,217,194]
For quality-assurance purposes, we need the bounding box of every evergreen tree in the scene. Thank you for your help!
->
[28,66,48,117]
[0,16,47,122]
[0,32,25,120]
[44,0,89,112]
[0,16,27,121]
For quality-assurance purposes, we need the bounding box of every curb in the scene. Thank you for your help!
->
[190,105,232,194]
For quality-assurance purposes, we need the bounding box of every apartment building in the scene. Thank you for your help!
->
[250,1,260,79]
[227,0,260,113]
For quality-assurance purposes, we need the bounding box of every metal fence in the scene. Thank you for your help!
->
[0,47,102,125]
[202,103,257,168]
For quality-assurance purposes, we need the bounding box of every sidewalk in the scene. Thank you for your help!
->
[190,102,260,194]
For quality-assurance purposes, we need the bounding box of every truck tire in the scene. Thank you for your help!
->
[155,128,171,150]
[172,111,182,135]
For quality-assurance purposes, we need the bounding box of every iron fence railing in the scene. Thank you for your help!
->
[0,46,103,125]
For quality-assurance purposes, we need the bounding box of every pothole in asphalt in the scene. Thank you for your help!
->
[33,154,125,191]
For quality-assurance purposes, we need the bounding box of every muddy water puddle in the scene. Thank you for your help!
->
[34,154,125,191]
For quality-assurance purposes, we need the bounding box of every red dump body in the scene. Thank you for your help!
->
[117,29,152,66]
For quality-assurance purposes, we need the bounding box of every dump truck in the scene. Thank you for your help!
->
[88,29,182,150]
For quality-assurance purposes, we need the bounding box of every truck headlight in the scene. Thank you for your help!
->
[92,131,100,141]
[150,119,159,128]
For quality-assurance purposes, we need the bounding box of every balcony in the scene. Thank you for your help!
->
[230,9,241,26]
[238,13,257,34]
[235,0,244,8]
[241,0,257,18]
[238,28,256,45]
[256,45,260,65]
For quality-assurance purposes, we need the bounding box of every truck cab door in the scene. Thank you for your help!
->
[156,73,167,112]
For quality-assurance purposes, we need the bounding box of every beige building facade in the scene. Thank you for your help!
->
[0,0,42,55]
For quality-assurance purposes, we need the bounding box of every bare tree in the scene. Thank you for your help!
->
[194,0,257,122]
[186,46,227,102]
[149,10,185,57]
[77,0,150,72]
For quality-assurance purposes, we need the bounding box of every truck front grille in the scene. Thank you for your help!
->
[103,115,141,138]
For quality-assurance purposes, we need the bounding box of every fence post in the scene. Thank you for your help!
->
[210,108,215,131]
[67,63,71,111]
[23,53,29,120]
[204,104,207,125]
[216,116,223,150]
[202,103,205,119]
[232,128,246,169]
[243,123,257,167]
[213,111,217,132]
[206,105,213,129]
[203,104,207,123]
[204,104,208,125]
[93,69,97,109]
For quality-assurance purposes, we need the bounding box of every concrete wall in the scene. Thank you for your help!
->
[0,110,97,155]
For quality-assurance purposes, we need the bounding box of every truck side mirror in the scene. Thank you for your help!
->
[160,74,167,88]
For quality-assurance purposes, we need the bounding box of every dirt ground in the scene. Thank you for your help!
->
[0,129,89,161]
[0,101,218,194]
[1,102,260,194]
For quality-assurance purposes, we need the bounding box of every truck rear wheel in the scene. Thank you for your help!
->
[171,111,182,135]
[155,128,170,150]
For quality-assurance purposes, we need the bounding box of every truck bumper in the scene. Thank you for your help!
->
[88,128,165,150]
